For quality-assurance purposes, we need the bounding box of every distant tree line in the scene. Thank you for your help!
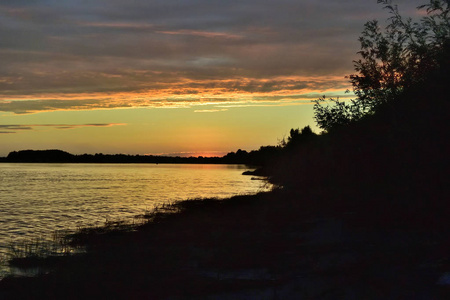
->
[4,150,225,164]
[2,148,282,165]
[2,126,319,166]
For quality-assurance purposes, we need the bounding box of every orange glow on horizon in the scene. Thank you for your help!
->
[148,151,228,158]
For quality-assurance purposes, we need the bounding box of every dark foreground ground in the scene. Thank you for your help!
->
[1,185,449,299]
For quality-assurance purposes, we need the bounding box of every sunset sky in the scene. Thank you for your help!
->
[0,0,423,157]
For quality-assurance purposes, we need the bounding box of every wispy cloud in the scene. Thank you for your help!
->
[157,29,243,39]
[79,22,156,30]
[0,123,126,134]
[194,109,228,113]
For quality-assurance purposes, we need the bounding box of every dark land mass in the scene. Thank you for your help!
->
[1,4,449,298]
[1,147,279,165]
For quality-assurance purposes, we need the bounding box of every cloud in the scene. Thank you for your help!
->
[0,77,355,114]
[0,125,33,130]
[0,0,425,113]
[0,73,354,114]
[79,22,157,31]
[157,29,243,40]
[194,109,228,113]
[0,123,126,133]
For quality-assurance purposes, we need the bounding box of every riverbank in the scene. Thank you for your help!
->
[1,186,449,299]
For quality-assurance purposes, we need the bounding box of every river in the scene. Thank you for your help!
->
[0,163,269,276]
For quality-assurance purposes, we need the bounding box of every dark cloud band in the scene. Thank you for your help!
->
[0,123,126,134]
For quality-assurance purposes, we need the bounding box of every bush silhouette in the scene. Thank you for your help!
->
[314,0,450,132]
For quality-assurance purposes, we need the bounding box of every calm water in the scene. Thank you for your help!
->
[0,163,269,260]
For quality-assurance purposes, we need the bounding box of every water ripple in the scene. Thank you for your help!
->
[0,163,269,260]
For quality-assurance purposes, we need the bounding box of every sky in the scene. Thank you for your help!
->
[0,0,424,157]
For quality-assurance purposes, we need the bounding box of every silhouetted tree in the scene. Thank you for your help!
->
[223,149,249,164]
[282,126,317,149]
[314,0,450,132]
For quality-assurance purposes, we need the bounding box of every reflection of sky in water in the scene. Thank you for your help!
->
[0,163,270,257]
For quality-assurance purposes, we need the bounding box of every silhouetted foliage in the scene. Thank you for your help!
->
[281,126,317,149]
[314,0,450,132]
[222,149,249,164]
[222,146,283,166]
[248,145,282,165]
[266,1,450,207]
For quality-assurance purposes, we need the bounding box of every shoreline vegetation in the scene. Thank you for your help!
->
[1,1,449,298]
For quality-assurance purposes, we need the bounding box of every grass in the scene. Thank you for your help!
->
[6,232,78,270]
